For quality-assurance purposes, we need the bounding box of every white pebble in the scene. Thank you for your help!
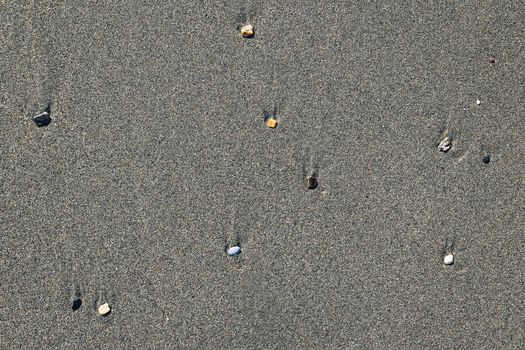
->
[476,99,481,105]
[98,303,111,315]
[227,246,241,256]
[444,254,454,265]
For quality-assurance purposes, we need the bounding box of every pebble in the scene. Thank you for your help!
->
[227,246,241,256]
[438,137,452,152]
[482,153,491,164]
[98,303,111,315]
[33,111,52,127]
[306,175,318,190]
[476,99,481,105]
[266,118,278,129]
[240,24,254,38]
[444,254,454,265]
[72,298,82,311]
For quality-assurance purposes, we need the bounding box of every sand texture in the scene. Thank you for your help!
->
[1,1,524,349]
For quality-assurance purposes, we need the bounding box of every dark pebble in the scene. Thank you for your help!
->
[306,176,318,190]
[33,112,52,127]
[482,154,491,164]
[72,298,82,311]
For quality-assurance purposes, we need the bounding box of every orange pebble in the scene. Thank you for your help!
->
[266,118,278,129]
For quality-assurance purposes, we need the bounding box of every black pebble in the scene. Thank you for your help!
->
[306,175,318,190]
[72,298,82,311]
[482,154,491,164]
[33,112,51,127]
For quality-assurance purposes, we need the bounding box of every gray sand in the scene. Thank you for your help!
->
[1,1,524,349]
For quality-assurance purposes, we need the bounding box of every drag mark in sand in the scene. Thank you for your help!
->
[68,283,83,311]
[223,205,244,261]
[452,151,470,166]
[94,290,114,319]
[442,238,457,269]
[302,149,324,193]
[236,5,258,37]
[436,129,471,167]
[72,287,82,311]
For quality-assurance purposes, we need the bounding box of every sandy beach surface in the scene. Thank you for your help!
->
[1,1,524,349]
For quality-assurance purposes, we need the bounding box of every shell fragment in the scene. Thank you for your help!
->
[438,137,452,152]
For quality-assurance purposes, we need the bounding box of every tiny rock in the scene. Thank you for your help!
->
[72,299,82,311]
[266,118,278,129]
[98,303,111,315]
[444,254,454,265]
[438,137,452,152]
[306,175,318,190]
[240,24,254,38]
[33,111,52,127]
[227,246,241,256]
[476,99,481,105]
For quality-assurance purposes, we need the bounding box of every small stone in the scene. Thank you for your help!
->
[33,111,51,127]
[266,118,278,129]
[98,303,111,316]
[444,254,454,265]
[438,137,452,152]
[476,99,481,105]
[227,246,241,256]
[488,56,496,64]
[240,24,254,38]
[72,299,82,311]
[482,153,491,164]
[306,175,318,190]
